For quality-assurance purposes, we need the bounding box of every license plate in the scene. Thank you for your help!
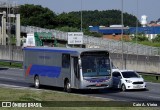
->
[96,84,101,87]
[134,85,142,89]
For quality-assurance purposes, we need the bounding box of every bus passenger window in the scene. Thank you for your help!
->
[62,54,70,68]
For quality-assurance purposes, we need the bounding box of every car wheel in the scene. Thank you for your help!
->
[34,76,40,89]
[64,80,71,93]
[121,84,126,92]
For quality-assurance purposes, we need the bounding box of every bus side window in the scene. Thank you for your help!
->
[62,54,70,68]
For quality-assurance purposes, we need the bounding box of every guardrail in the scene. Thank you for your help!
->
[137,71,160,76]
[0,59,22,64]
[137,71,160,81]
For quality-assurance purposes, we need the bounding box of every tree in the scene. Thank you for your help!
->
[19,4,57,29]
[56,12,80,28]
[19,4,141,36]
[152,34,160,42]
[67,10,140,27]
[56,26,80,32]
[132,33,149,42]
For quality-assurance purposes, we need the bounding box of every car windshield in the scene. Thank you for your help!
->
[121,71,139,78]
[81,55,111,77]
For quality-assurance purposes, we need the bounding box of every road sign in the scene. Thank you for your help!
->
[67,32,83,44]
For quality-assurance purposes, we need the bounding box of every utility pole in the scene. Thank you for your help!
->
[80,0,83,48]
[136,0,139,70]
[80,0,83,32]
[121,0,124,69]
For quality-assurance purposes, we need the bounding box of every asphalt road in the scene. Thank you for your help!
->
[0,67,160,101]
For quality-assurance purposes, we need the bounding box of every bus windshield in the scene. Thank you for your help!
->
[81,55,111,77]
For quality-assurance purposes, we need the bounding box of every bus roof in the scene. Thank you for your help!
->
[23,47,110,54]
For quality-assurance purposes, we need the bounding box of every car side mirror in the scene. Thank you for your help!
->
[118,76,122,79]
[139,75,142,78]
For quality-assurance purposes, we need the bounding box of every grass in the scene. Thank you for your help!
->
[0,87,159,110]
[0,87,107,101]
[142,75,160,83]
[0,62,22,68]
[138,41,160,47]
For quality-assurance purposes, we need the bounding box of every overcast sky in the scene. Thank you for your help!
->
[17,0,160,22]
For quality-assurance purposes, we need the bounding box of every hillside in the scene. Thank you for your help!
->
[19,4,140,29]
[66,10,140,27]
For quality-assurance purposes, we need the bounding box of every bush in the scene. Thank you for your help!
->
[152,34,160,42]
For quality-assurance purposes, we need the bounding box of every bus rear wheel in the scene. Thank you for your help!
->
[64,80,71,93]
[34,76,40,89]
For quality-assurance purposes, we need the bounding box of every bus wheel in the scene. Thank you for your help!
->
[34,76,40,89]
[64,80,71,93]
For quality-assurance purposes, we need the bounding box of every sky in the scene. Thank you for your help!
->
[16,0,160,22]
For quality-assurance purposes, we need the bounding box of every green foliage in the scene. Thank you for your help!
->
[131,34,160,47]
[142,75,160,83]
[56,12,81,28]
[10,35,16,45]
[84,30,103,37]
[138,41,160,47]
[152,34,160,42]
[19,4,57,29]
[56,26,80,32]
[132,33,149,42]
[19,4,139,30]
[0,62,22,68]
[68,10,140,27]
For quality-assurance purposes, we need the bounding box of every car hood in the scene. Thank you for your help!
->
[124,77,144,82]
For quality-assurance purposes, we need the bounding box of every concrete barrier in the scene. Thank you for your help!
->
[0,45,23,61]
[110,53,160,73]
[0,45,159,73]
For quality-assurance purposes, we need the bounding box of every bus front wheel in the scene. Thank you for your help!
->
[64,80,71,93]
[34,76,40,89]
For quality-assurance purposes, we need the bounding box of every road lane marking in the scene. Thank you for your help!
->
[149,96,160,99]
[0,76,24,81]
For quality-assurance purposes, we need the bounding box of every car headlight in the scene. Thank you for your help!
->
[125,80,132,83]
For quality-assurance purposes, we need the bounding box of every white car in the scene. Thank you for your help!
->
[112,70,146,91]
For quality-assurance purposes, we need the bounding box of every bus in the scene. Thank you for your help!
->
[23,47,112,92]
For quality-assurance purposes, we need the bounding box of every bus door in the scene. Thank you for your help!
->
[71,57,80,89]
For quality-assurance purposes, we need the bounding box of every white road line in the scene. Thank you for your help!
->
[149,96,160,99]
[10,68,24,70]
[0,76,24,81]
[0,83,41,91]
[146,82,160,85]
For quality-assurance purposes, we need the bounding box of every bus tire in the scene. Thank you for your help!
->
[34,76,40,89]
[64,80,71,93]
